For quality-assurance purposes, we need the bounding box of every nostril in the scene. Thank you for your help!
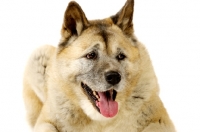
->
[106,76,113,82]
[105,71,121,85]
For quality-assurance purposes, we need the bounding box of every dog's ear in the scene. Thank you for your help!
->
[61,1,89,40]
[111,0,134,36]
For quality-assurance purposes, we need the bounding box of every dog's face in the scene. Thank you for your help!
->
[56,0,140,120]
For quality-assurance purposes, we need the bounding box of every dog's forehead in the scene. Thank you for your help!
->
[81,20,131,50]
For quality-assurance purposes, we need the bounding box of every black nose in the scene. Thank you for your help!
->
[105,71,121,85]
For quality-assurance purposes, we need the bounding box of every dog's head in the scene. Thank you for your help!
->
[56,0,141,120]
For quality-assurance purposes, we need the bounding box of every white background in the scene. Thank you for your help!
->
[0,0,200,131]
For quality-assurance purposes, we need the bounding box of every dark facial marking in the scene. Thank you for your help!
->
[132,96,144,100]
[96,23,110,48]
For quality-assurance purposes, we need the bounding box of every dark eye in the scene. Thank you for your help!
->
[116,53,126,61]
[86,51,97,59]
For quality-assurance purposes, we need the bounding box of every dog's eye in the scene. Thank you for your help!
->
[116,53,126,61]
[86,51,97,60]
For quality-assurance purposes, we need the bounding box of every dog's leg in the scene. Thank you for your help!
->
[23,45,56,128]
[34,123,58,132]
[23,81,42,127]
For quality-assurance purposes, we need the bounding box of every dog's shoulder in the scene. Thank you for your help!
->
[23,45,56,102]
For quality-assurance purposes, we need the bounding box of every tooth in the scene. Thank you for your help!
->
[82,82,85,87]
[93,91,99,99]
[110,89,113,96]
[109,89,115,100]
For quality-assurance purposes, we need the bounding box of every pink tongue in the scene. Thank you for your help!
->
[96,92,118,118]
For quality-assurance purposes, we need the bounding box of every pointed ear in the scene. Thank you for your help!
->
[61,1,89,40]
[111,0,134,36]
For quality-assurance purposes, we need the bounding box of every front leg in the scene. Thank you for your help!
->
[34,122,59,132]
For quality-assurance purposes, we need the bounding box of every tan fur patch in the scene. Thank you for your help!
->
[23,0,175,131]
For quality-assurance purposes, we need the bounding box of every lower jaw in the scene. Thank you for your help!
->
[84,107,117,121]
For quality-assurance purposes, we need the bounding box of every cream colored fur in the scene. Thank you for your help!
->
[23,0,176,131]
[23,44,175,132]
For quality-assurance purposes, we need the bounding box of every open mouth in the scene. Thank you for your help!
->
[81,82,118,118]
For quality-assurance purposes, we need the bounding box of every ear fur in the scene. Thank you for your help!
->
[61,1,89,40]
[111,0,134,36]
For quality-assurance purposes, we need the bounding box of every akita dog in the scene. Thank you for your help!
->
[23,0,176,131]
